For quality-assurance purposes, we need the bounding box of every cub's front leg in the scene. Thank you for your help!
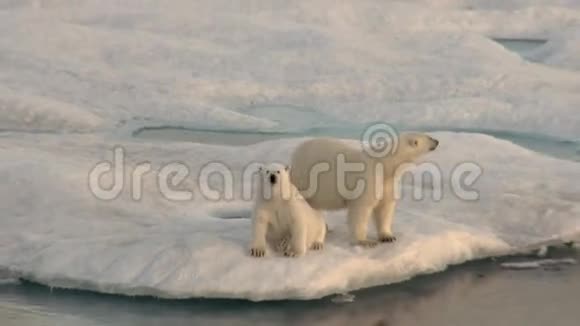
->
[249,208,272,257]
[284,208,308,257]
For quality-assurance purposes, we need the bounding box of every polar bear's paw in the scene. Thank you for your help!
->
[250,247,266,257]
[311,242,324,251]
[379,234,397,243]
[356,240,378,248]
[276,236,291,252]
[283,249,297,258]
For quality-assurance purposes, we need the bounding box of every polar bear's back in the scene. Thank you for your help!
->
[290,138,367,210]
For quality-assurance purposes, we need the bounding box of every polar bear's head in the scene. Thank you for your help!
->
[391,133,439,164]
[257,163,294,201]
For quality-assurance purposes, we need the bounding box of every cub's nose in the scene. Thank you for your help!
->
[430,138,439,151]
[269,174,277,185]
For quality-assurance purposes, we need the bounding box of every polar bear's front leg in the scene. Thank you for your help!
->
[311,212,326,251]
[347,203,377,247]
[374,198,397,242]
[285,217,308,257]
[250,209,271,257]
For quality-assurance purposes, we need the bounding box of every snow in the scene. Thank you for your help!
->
[331,293,356,304]
[1,1,580,137]
[0,0,579,301]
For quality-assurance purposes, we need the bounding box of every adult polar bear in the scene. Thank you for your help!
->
[250,163,326,257]
[290,132,439,247]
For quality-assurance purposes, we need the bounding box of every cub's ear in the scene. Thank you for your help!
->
[285,165,290,172]
[257,165,263,173]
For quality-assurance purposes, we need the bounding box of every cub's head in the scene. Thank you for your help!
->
[257,163,293,201]
[392,133,439,163]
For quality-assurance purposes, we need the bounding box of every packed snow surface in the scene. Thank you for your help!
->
[1,0,580,301]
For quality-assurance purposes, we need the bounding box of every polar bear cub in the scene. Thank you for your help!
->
[249,163,326,257]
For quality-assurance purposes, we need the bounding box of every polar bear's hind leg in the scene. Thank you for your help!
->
[348,203,377,247]
[311,216,327,251]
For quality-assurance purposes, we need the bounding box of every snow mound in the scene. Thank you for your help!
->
[0,132,578,301]
[0,87,103,132]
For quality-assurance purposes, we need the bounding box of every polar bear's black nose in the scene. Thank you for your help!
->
[270,174,277,185]
[430,138,439,151]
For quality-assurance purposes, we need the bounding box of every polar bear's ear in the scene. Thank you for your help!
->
[285,165,290,172]
[257,165,263,173]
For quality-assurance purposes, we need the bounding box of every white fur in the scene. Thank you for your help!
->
[249,163,327,257]
[290,133,438,246]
